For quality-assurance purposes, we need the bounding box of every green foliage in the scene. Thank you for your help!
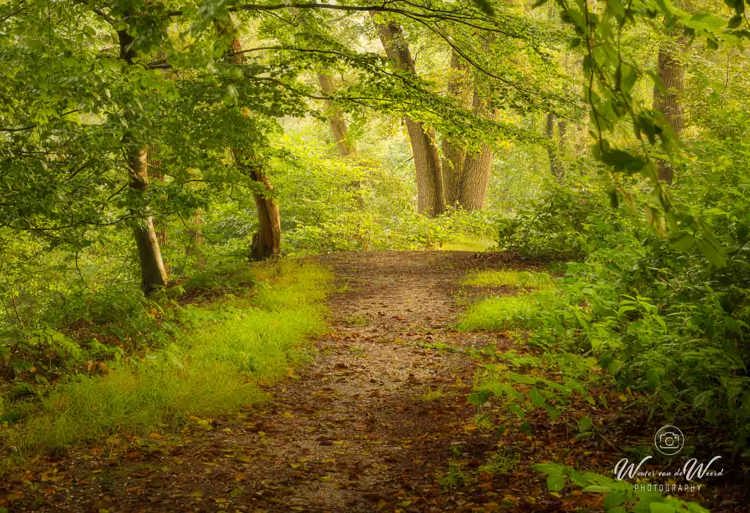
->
[2,261,331,457]
[438,459,472,490]
[457,291,560,332]
[469,350,601,423]
[535,463,710,513]
[461,269,555,289]
[272,127,500,252]
[497,176,618,260]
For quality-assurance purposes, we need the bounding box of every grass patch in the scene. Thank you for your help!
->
[457,291,555,332]
[439,235,497,252]
[3,260,332,458]
[461,269,555,289]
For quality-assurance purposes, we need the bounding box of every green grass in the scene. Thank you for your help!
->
[461,269,555,289]
[457,290,562,332]
[439,235,497,252]
[5,260,332,457]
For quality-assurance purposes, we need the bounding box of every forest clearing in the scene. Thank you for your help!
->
[2,0,750,512]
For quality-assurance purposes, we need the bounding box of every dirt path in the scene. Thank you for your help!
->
[3,251,533,513]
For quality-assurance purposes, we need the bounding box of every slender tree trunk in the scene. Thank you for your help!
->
[118,26,168,294]
[185,208,206,269]
[225,35,282,259]
[545,112,564,180]
[147,160,169,247]
[317,73,355,157]
[127,146,169,293]
[653,37,685,184]
[372,17,445,216]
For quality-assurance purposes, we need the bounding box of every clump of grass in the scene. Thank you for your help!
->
[438,459,472,489]
[461,269,555,289]
[478,447,520,477]
[6,261,332,456]
[457,291,556,332]
[419,387,446,402]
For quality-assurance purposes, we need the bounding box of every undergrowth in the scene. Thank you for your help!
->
[1,260,331,465]
[457,267,715,512]
[461,269,555,289]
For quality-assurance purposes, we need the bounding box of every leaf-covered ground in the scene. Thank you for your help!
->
[1,252,745,512]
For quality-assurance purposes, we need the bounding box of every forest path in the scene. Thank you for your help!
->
[9,251,527,513]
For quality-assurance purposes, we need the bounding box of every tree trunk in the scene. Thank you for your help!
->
[127,146,169,294]
[118,25,168,294]
[317,73,355,157]
[372,17,445,216]
[545,112,564,180]
[457,89,494,211]
[185,208,206,269]
[225,34,282,259]
[249,170,281,260]
[442,51,472,207]
[653,37,685,184]
[459,144,493,210]
[440,51,494,211]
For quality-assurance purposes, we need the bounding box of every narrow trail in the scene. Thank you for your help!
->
[7,251,531,513]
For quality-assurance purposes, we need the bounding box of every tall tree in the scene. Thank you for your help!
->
[222,32,282,260]
[372,17,445,216]
[318,73,355,157]
[653,35,685,184]
[545,112,564,180]
[442,52,494,210]
[118,25,168,294]
[442,52,472,207]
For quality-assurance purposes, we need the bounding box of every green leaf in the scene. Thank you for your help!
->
[534,463,567,492]
[577,415,593,433]
[649,503,676,513]
[600,148,647,173]
[529,387,546,408]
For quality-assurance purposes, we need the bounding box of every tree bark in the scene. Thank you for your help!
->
[127,146,169,294]
[225,35,282,260]
[372,17,445,216]
[249,170,281,260]
[317,73,355,157]
[653,37,685,184]
[118,25,168,294]
[459,144,493,210]
[185,208,206,269]
[457,89,494,210]
[545,112,564,180]
[440,51,494,210]
[442,51,472,207]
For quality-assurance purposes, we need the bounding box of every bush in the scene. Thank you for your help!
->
[496,176,624,260]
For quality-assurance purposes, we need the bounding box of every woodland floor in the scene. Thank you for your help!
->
[1,251,745,513]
